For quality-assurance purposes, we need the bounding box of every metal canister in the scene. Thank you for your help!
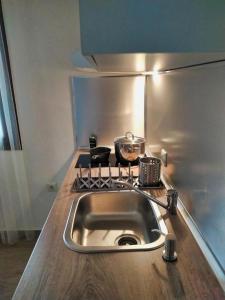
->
[139,156,161,186]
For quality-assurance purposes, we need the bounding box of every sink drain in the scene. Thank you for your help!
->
[115,234,141,246]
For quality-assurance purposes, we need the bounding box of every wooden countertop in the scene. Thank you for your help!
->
[13,152,225,300]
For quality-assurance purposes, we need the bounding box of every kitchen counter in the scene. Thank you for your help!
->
[13,151,225,300]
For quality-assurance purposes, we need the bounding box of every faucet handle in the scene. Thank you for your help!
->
[167,189,178,215]
[152,229,177,262]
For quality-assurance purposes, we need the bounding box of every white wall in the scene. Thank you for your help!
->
[2,0,80,228]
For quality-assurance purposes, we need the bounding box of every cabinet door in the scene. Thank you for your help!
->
[79,0,225,54]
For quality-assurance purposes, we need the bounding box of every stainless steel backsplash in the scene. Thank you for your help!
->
[72,76,145,148]
[146,63,225,271]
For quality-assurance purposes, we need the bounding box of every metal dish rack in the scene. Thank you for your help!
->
[71,163,164,192]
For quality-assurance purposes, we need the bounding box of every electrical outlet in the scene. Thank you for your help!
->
[47,182,58,192]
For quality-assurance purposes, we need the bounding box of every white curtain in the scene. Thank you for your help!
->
[0,29,34,244]
[0,152,34,244]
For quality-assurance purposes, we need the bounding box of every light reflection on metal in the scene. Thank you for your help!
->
[132,77,145,134]
[73,76,145,148]
[146,66,225,271]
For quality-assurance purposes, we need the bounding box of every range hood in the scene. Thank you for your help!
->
[72,51,225,74]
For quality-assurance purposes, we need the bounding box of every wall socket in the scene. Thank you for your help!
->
[47,182,58,192]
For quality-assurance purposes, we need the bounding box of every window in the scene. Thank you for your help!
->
[0,1,21,150]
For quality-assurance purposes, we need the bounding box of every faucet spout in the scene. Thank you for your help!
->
[112,179,177,214]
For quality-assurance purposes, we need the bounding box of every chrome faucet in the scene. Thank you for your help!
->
[112,180,178,215]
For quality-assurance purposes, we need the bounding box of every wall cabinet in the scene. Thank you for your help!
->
[79,0,225,55]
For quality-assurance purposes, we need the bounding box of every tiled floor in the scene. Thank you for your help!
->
[0,239,36,300]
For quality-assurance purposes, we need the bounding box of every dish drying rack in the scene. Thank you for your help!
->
[71,163,164,192]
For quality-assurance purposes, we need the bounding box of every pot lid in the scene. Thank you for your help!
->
[114,131,145,144]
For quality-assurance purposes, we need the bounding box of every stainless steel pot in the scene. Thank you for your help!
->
[114,132,145,163]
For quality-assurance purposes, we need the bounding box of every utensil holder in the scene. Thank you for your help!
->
[139,156,161,186]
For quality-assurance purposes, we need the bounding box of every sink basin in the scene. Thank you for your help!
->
[64,191,167,253]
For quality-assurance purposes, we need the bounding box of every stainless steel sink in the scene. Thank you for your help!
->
[63,191,167,253]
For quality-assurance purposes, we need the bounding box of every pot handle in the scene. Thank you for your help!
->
[125,131,134,140]
[91,154,102,160]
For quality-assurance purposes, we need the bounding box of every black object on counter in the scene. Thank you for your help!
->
[75,153,139,168]
[89,134,97,148]
[90,147,111,164]
[75,154,115,168]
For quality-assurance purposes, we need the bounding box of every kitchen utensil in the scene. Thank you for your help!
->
[90,147,111,164]
[114,131,145,163]
[139,156,161,186]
